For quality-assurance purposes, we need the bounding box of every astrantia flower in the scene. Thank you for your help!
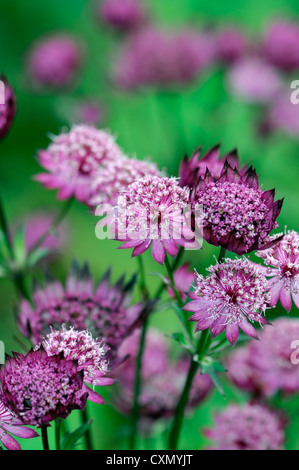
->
[114,329,212,420]
[27,34,82,90]
[227,317,299,397]
[267,91,299,137]
[0,348,87,427]
[38,327,115,404]
[0,400,38,450]
[0,75,16,140]
[18,262,149,362]
[167,263,196,301]
[98,0,145,31]
[184,257,271,345]
[22,212,66,252]
[205,403,285,450]
[215,28,248,63]
[255,230,299,312]
[35,124,124,204]
[192,161,283,254]
[263,21,299,71]
[116,175,198,264]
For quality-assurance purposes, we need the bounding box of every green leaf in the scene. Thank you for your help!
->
[198,357,226,397]
[13,225,27,266]
[26,247,51,268]
[61,420,93,450]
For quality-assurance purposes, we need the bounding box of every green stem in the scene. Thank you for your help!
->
[81,408,93,450]
[55,419,61,451]
[41,425,50,451]
[218,246,227,263]
[0,191,14,259]
[164,254,183,307]
[137,255,149,300]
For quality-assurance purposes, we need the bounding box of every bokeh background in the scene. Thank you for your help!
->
[0,0,299,450]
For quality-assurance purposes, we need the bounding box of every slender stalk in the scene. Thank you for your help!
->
[81,407,93,451]
[41,425,50,451]
[55,419,61,451]
[164,254,183,307]
[0,191,14,259]
[218,246,227,263]
[154,246,184,299]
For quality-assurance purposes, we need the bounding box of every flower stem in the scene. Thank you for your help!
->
[55,419,61,451]
[0,191,14,259]
[164,254,183,307]
[81,407,93,450]
[41,425,50,451]
[218,246,227,263]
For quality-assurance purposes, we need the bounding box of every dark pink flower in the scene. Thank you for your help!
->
[22,212,66,252]
[0,400,38,450]
[0,76,16,140]
[0,348,87,427]
[184,257,271,346]
[98,0,145,31]
[263,20,299,71]
[267,90,299,137]
[205,403,285,450]
[215,28,248,63]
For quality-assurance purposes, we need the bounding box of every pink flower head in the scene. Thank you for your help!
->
[114,329,212,420]
[22,212,66,252]
[0,75,16,140]
[0,400,38,450]
[263,20,299,71]
[215,28,248,63]
[114,27,215,90]
[38,326,115,404]
[184,257,271,346]
[27,34,82,90]
[116,175,198,264]
[255,230,299,312]
[192,160,283,254]
[228,317,299,397]
[35,124,124,204]
[0,348,87,427]
[75,100,103,126]
[227,57,283,103]
[267,90,299,137]
[99,0,145,31]
[167,263,196,301]
[205,403,285,450]
[179,144,240,189]
[17,261,149,362]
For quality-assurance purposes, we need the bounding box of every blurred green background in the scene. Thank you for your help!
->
[0,0,299,450]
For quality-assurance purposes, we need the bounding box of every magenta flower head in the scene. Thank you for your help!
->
[114,329,212,420]
[205,403,285,450]
[116,175,198,264]
[263,20,299,72]
[227,57,283,103]
[0,75,16,140]
[98,0,145,31]
[38,326,115,404]
[167,263,196,301]
[35,124,124,204]
[228,317,299,397]
[0,400,38,450]
[27,33,82,90]
[179,144,240,189]
[215,28,248,63]
[184,257,271,346]
[22,212,67,252]
[0,348,87,427]
[17,261,150,362]
[254,230,299,312]
[267,90,299,137]
[192,160,283,254]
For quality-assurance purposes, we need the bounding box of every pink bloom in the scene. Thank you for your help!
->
[21,212,66,252]
[116,175,198,264]
[184,257,271,346]
[27,34,82,90]
[255,230,299,312]
[205,403,285,450]
[263,20,299,71]
[215,28,248,63]
[0,75,16,139]
[98,0,145,31]
[0,400,38,450]
[167,263,196,301]
[35,124,124,204]
[267,90,299,137]
[75,100,103,126]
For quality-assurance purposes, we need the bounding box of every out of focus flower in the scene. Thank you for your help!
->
[184,257,271,345]
[21,212,67,252]
[35,124,124,204]
[98,0,145,31]
[205,403,285,450]
[263,20,299,71]
[192,160,283,254]
[27,34,82,90]
[215,28,248,63]
[116,175,198,265]
[179,145,240,189]
[255,230,299,312]
[0,76,16,139]
[227,57,283,103]
[38,327,115,404]
[18,261,150,362]
[167,263,195,301]
[0,348,87,427]
[227,317,299,397]
[114,27,215,90]
[267,91,299,137]
[75,100,104,126]
[0,400,38,450]
[114,329,212,421]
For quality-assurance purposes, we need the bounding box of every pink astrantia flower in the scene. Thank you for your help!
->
[17,261,149,362]
[114,329,212,420]
[27,34,82,90]
[255,230,299,312]
[167,263,196,301]
[116,175,198,264]
[98,0,145,31]
[0,348,87,427]
[38,327,115,404]
[227,317,299,397]
[263,20,299,72]
[267,91,299,137]
[35,124,124,204]
[184,257,271,346]
[215,28,248,63]
[192,160,283,254]
[0,75,16,140]
[0,400,38,450]
[205,403,285,450]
